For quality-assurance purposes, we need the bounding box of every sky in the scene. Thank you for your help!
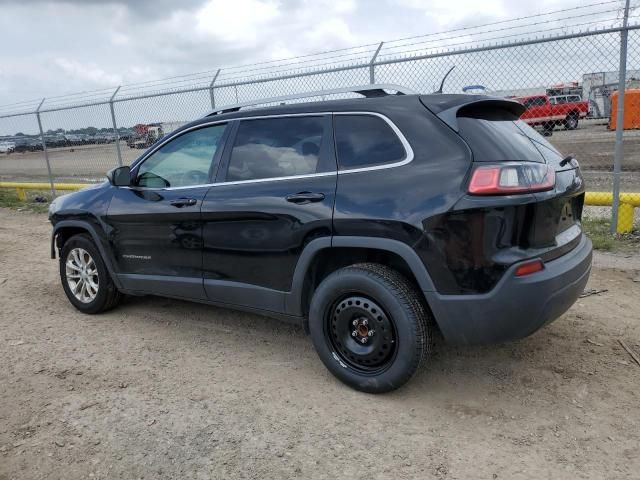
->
[0,0,603,108]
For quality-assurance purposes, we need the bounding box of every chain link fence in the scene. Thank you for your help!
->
[1,1,640,231]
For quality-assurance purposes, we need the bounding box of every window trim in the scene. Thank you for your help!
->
[127,111,414,191]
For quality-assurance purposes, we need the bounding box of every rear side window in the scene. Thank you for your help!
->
[334,115,406,170]
[226,117,324,182]
[457,109,547,163]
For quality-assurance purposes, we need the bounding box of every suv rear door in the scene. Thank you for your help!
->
[200,114,337,312]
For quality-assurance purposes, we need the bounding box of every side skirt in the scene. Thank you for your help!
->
[118,288,304,327]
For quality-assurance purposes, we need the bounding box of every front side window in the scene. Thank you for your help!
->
[136,124,226,188]
[226,117,325,182]
[334,114,406,170]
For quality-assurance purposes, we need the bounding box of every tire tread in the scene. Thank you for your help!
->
[309,262,434,392]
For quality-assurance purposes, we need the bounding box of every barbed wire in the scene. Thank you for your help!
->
[0,0,630,114]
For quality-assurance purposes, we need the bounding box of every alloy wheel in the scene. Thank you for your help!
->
[65,247,99,303]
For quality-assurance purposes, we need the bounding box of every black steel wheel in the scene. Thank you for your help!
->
[327,295,397,373]
[309,263,433,393]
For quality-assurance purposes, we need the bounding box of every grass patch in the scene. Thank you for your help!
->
[0,188,51,213]
[582,216,640,253]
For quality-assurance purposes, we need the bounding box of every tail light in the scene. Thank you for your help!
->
[514,259,544,277]
[468,163,555,195]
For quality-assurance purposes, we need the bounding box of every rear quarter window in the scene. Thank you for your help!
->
[334,114,406,170]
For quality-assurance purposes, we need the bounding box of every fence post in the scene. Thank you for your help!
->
[611,0,631,233]
[35,98,56,197]
[109,86,123,167]
[209,69,221,110]
[369,42,384,84]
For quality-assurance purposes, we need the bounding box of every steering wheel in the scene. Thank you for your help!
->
[180,170,209,186]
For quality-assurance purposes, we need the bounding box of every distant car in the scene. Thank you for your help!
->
[65,134,86,146]
[0,141,16,153]
[513,94,589,133]
[44,136,68,148]
[95,133,117,144]
[12,138,38,152]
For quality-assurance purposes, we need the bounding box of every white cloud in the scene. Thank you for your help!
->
[54,58,122,86]
[393,0,507,26]
[303,18,357,50]
[109,31,130,47]
[195,0,281,46]
[0,0,607,106]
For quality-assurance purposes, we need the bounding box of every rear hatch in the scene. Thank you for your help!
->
[420,96,585,293]
[454,105,584,252]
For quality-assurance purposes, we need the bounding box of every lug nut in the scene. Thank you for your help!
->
[368,329,375,336]
[352,331,357,337]
[362,319,368,326]
[352,319,358,326]
[360,337,368,344]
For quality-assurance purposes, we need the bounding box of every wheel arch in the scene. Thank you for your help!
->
[52,220,122,289]
[287,236,436,324]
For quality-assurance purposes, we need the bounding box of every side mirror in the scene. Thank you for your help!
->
[107,166,131,186]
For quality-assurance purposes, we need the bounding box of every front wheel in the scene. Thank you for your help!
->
[308,263,433,393]
[60,234,121,314]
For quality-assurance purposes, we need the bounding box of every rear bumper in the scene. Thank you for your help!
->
[425,234,592,345]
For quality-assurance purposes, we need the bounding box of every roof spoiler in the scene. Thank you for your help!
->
[435,98,526,132]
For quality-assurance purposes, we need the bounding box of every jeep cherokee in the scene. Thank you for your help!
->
[49,84,592,393]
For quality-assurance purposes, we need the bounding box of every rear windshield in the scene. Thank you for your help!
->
[457,109,562,163]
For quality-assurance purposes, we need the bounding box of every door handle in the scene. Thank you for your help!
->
[285,192,325,204]
[170,198,197,208]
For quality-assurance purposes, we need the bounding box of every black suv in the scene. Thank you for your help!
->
[49,85,592,393]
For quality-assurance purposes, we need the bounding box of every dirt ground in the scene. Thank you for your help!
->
[0,208,639,480]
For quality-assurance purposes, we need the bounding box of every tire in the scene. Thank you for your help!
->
[565,113,579,130]
[308,263,433,393]
[59,234,121,314]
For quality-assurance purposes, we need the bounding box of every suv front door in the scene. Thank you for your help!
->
[106,123,229,299]
[200,115,337,312]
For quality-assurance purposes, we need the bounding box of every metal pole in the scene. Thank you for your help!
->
[209,69,221,109]
[110,86,123,166]
[234,85,239,104]
[611,0,631,233]
[35,98,56,197]
[369,42,384,84]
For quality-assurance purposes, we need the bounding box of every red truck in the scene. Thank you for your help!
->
[512,94,589,133]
